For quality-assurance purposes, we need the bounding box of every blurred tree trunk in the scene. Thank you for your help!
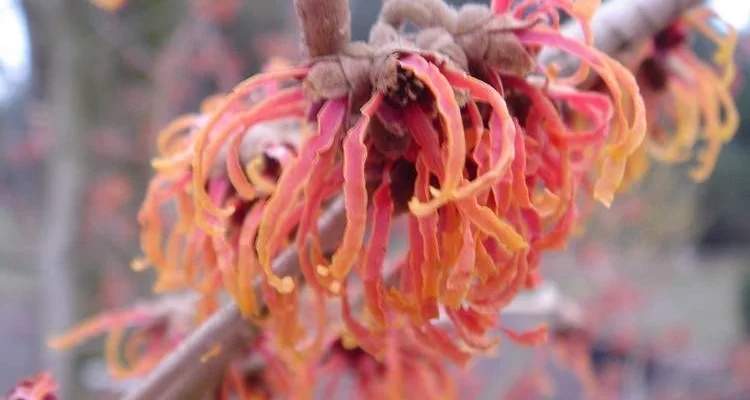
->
[29,0,89,397]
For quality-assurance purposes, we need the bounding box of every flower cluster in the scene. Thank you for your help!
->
[48,294,472,399]
[48,294,279,398]
[132,59,302,320]
[173,0,644,364]
[5,373,58,400]
[48,294,198,380]
[264,329,467,399]
[46,0,742,398]
[609,8,738,189]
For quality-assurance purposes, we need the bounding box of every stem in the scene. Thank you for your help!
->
[123,198,347,400]
[123,304,253,400]
[294,0,351,57]
[539,0,704,73]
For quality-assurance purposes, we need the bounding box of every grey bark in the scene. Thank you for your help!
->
[32,0,87,397]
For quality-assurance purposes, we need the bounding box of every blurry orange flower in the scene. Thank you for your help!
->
[48,294,198,380]
[614,8,739,189]
[90,0,128,12]
[5,373,57,400]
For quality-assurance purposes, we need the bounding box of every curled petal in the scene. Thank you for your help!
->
[326,95,383,280]
[445,307,499,351]
[362,166,394,328]
[400,55,466,216]
[456,194,527,253]
[403,104,445,178]
[47,310,153,350]
[443,222,476,308]
[443,69,517,201]
[415,324,472,366]
[233,200,266,317]
[225,89,307,201]
[502,324,549,347]
[517,29,646,207]
[191,68,307,230]
[415,156,443,301]
[156,114,199,157]
[257,98,348,292]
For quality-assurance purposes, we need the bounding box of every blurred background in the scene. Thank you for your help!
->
[0,0,748,398]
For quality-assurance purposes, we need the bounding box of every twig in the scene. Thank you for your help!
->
[123,198,347,400]
[294,0,351,57]
[124,304,253,400]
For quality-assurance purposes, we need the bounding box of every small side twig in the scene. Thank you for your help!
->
[294,0,351,57]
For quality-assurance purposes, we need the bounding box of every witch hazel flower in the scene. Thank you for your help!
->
[47,293,199,380]
[600,7,739,189]
[47,294,280,398]
[48,301,469,399]
[252,326,467,400]
[36,1,739,399]
[312,331,460,399]
[173,0,646,364]
[131,60,305,319]
[5,373,58,400]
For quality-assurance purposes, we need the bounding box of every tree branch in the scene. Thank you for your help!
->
[123,303,254,400]
[123,198,347,400]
